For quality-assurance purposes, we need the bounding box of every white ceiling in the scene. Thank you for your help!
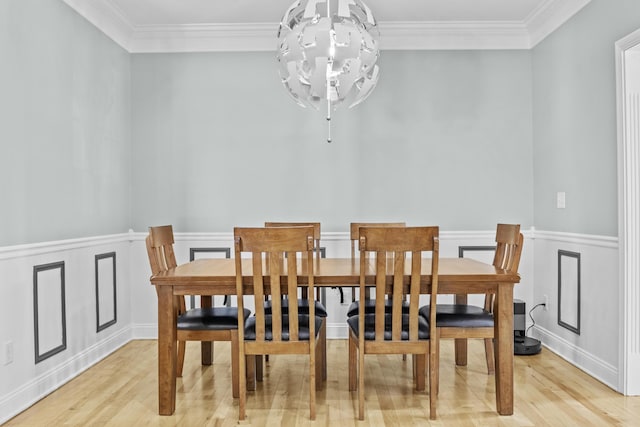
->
[62,0,591,52]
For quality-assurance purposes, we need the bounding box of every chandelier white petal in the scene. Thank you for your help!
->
[276,0,380,143]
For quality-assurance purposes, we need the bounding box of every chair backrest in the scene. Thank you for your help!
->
[349,222,406,259]
[234,226,316,343]
[493,224,523,273]
[358,226,439,342]
[484,224,524,312]
[350,222,405,258]
[265,222,322,261]
[146,225,178,275]
[265,222,322,300]
[146,225,186,314]
[350,222,406,301]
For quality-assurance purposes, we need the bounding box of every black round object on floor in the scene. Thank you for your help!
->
[514,336,542,355]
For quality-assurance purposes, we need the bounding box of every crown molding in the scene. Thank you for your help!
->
[526,0,591,47]
[62,0,134,50]
[378,21,531,50]
[128,23,277,53]
[62,0,591,53]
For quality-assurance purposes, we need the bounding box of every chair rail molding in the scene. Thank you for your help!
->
[0,234,130,261]
[532,230,618,248]
[616,26,640,396]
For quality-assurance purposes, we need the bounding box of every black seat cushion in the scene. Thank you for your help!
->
[264,298,328,318]
[177,307,251,331]
[347,313,430,340]
[419,304,494,328]
[346,299,410,318]
[244,314,323,341]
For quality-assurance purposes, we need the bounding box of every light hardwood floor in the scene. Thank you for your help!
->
[4,339,640,426]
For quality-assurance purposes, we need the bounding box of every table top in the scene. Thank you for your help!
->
[150,257,519,295]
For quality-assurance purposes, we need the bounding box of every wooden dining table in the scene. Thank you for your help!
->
[150,257,520,417]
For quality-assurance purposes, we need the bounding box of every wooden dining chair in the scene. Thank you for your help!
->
[346,222,406,317]
[419,223,523,375]
[263,222,327,380]
[348,226,439,420]
[146,225,251,398]
[234,226,324,421]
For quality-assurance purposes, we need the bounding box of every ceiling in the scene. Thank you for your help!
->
[62,0,591,52]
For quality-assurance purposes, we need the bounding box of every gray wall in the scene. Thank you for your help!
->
[131,50,533,233]
[532,0,640,236]
[0,0,131,246]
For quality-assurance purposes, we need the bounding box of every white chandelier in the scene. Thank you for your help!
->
[276,0,380,143]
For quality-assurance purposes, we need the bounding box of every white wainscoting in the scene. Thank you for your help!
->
[531,230,619,391]
[0,234,132,425]
[1,227,621,423]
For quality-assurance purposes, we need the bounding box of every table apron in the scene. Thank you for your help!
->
[160,281,513,296]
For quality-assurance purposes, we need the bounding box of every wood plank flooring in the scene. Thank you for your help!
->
[4,339,640,426]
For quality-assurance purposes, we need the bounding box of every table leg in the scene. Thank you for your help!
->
[494,284,514,415]
[157,286,176,415]
[200,296,213,365]
[454,294,468,366]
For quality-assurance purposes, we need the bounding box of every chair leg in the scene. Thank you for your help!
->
[230,332,240,398]
[411,354,416,385]
[246,355,256,391]
[484,337,495,375]
[348,333,357,391]
[435,331,440,395]
[415,354,425,391]
[310,344,317,420]
[201,341,213,366]
[429,343,437,420]
[315,338,323,391]
[176,340,186,377]
[358,346,365,421]
[321,318,327,381]
[256,355,263,382]
[238,347,247,421]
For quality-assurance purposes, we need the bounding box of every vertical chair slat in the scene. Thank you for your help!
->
[234,237,246,338]
[288,252,299,341]
[270,252,282,342]
[375,253,386,342]
[253,254,265,342]
[409,252,421,341]
[358,237,367,352]
[392,251,404,341]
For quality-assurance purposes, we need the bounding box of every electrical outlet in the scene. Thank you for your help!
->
[3,341,13,365]
[543,295,548,311]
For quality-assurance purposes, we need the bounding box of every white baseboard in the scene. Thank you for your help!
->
[534,325,618,390]
[0,327,132,425]
[132,323,158,340]
[327,323,349,339]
